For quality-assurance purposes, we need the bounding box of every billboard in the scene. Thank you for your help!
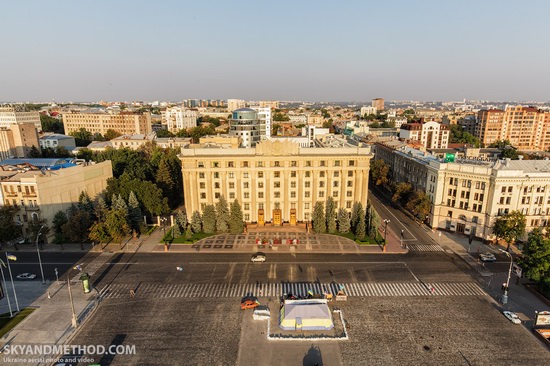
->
[444,153,455,163]
[535,311,550,327]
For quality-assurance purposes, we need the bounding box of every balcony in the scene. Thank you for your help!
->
[24,205,40,211]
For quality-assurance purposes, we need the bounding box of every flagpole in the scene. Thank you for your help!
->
[0,260,14,317]
[5,253,20,312]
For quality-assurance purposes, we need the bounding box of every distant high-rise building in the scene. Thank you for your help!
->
[250,106,271,139]
[0,106,42,131]
[62,111,152,136]
[477,106,550,150]
[0,123,40,160]
[229,108,261,148]
[164,107,198,132]
[227,99,246,112]
[399,121,449,149]
[372,98,385,112]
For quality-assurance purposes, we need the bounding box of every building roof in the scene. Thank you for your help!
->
[494,159,550,173]
[233,108,256,112]
[283,300,331,320]
[40,134,74,141]
[0,158,76,169]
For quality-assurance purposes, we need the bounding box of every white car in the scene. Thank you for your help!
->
[479,253,497,262]
[16,273,37,280]
[251,253,266,262]
[503,311,521,324]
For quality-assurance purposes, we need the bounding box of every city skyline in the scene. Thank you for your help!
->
[1,0,549,102]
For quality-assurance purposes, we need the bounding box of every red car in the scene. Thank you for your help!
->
[240,298,260,310]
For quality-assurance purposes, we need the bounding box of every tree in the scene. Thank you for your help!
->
[202,205,216,234]
[191,210,202,233]
[52,210,68,246]
[175,210,188,232]
[69,128,93,147]
[325,197,337,233]
[366,203,381,239]
[337,208,351,233]
[128,191,142,232]
[76,148,94,162]
[40,114,64,134]
[370,159,389,186]
[105,174,169,216]
[355,206,366,240]
[156,129,175,138]
[156,157,177,206]
[89,220,109,245]
[104,129,122,141]
[78,191,94,215]
[272,112,290,121]
[185,225,193,239]
[105,208,131,250]
[448,124,480,147]
[406,190,431,220]
[492,210,526,251]
[392,182,413,205]
[172,223,181,238]
[351,202,362,231]
[272,123,282,136]
[229,199,244,234]
[215,195,230,233]
[312,201,326,234]
[62,210,92,250]
[0,205,23,248]
[519,228,550,283]
[28,146,42,158]
[95,196,108,221]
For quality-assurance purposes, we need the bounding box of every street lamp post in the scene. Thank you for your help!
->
[67,264,83,328]
[499,249,513,305]
[383,219,390,253]
[5,253,20,312]
[0,260,14,317]
[36,225,46,284]
[161,217,168,252]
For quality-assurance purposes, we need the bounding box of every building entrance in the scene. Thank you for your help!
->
[273,209,282,226]
[456,223,465,233]
[290,209,296,226]
[258,209,265,226]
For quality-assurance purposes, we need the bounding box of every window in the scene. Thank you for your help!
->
[305,191,310,198]
[258,182,264,188]
[349,160,355,166]
[348,171,353,177]
[320,161,326,167]
[335,160,341,167]
[243,173,249,178]
[319,191,325,198]
[213,162,219,168]
[346,201,352,209]
[200,193,206,199]
[243,182,249,189]
[258,192,264,198]
[215,183,220,189]
[274,171,280,178]
[274,182,281,188]
[199,173,205,179]
[334,171,339,177]
[320,172,325,178]
[304,203,310,210]
[508,186,513,193]
[258,172,264,178]
[274,161,280,167]
[274,192,280,198]
[229,192,235,199]
[245,214,250,221]
[242,161,249,168]
[291,171,296,178]
[257,161,264,167]
[228,162,234,168]
[244,192,250,199]
[448,211,453,218]
[229,182,235,189]
[306,161,312,167]
[244,203,250,210]
[291,161,297,167]
[333,191,338,197]
[290,182,296,188]
[291,192,296,198]
[305,181,311,188]
[319,181,325,188]
[333,181,339,187]
[214,172,220,179]
[198,162,204,168]
[215,192,220,199]
[347,191,352,197]
[200,182,205,189]
[347,181,353,187]
[305,171,311,178]
[259,203,264,210]
[228,172,234,178]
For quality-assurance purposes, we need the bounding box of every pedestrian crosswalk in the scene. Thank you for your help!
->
[100,281,485,299]
[407,244,445,252]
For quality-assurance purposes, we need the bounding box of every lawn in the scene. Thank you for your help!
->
[161,229,215,244]
[331,231,384,245]
[0,308,35,338]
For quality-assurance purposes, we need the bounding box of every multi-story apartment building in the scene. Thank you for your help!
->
[228,108,262,148]
[360,106,377,117]
[0,159,112,238]
[399,121,449,149]
[164,107,198,132]
[0,123,40,160]
[307,114,324,126]
[477,106,550,150]
[0,106,42,131]
[227,99,246,112]
[376,141,550,241]
[250,106,271,139]
[180,139,372,225]
[62,111,152,136]
[372,98,384,111]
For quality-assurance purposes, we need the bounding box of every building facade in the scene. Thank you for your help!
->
[164,107,198,132]
[227,99,246,112]
[0,159,112,238]
[181,139,372,225]
[399,121,450,149]
[39,133,76,150]
[477,106,550,150]
[372,98,385,111]
[360,106,377,117]
[62,111,152,136]
[0,106,42,131]
[0,123,40,160]
[228,108,262,148]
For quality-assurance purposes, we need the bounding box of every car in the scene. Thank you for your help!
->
[16,273,37,280]
[251,253,266,262]
[240,298,260,310]
[503,311,521,324]
[479,253,497,262]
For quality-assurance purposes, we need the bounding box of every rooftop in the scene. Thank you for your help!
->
[0,158,76,170]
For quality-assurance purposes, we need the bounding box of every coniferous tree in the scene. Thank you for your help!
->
[185,224,193,239]
[229,199,244,234]
[202,205,216,234]
[95,196,108,221]
[78,191,94,215]
[156,157,176,205]
[325,196,337,233]
[351,201,362,231]
[337,208,351,233]
[191,210,202,233]
[52,210,68,246]
[172,223,182,238]
[215,195,230,233]
[176,210,188,231]
[105,207,131,250]
[128,191,142,232]
[356,205,367,240]
[312,201,326,234]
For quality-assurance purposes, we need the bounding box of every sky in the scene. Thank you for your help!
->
[1,0,549,102]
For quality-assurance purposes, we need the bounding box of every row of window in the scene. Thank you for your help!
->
[201,180,354,190]
[446,199,483,213]
[199,171,355,179]
[199,160,356,168]
[449,178,486,190]
[3,185,36,194]
[201,190,354,200]
[199,201,354,211]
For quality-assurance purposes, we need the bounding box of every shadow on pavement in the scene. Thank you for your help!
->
[303,345,323,366]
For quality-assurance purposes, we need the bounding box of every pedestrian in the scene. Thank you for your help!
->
[431,286,435,294]
[130,289,135,297]
[259,289,263,297]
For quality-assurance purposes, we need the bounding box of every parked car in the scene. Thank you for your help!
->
[16,273,37,280]
[479,253,497,262]
[251,253,266,262]
[241,298,260,310]
[502,311,521,324]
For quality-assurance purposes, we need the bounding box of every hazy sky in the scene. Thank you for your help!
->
[1,0,549,102]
